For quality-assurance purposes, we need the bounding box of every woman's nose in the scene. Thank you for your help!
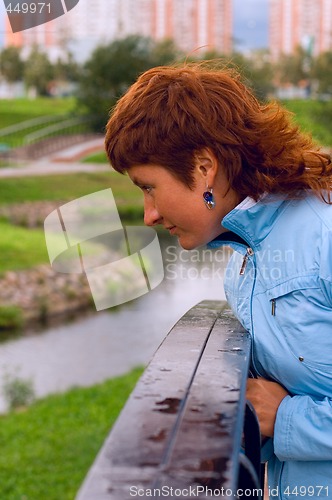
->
[143,199,162,226]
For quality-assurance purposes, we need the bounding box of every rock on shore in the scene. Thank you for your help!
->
[0,265,93,327]
[0,201,93,328]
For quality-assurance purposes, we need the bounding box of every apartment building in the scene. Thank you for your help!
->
[150,0,232,54]
[4,14,63,61]
[269,0,332,60]
[4,0,233,61]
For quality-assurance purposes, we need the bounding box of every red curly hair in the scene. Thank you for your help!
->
[105,64,332,203]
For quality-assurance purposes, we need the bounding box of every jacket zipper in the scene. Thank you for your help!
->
[239,247,254,275]
[237,245,262,376]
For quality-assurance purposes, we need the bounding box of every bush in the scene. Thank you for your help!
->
[3,373,35,410]
[0,305,23,330]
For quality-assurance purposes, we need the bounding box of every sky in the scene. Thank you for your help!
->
[0,0,269,51]
[233,0,268,50]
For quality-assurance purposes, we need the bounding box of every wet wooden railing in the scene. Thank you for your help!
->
[76,300,262,500]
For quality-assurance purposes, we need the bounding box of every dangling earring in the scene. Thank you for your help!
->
[203,186,215,210]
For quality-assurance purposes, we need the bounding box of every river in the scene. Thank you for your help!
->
[0,238,231,413]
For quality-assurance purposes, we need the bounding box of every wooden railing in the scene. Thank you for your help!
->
[76,301,262,500]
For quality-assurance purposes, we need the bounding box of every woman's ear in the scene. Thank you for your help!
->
[194,148,219,186]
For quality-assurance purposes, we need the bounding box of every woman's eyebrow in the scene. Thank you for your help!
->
[130,177,140,186]
[131,177,151,188]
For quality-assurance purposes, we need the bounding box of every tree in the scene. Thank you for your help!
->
[77,35,181,131]
[238,50,275,100]
[195,50,275,101]
[311,51,332,97]
[54,52,81,83]
[0,46,24,83]
[150,38,184,66]
[24,46,54,96]
[276,46,311,87]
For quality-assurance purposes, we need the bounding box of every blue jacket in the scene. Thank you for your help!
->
[209,193,332,499]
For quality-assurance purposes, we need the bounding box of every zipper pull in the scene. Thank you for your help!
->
[271,299,276,316]
[239,255,248,275]
[239,247,254,275]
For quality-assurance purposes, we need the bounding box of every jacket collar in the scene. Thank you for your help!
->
[216,194,290,250]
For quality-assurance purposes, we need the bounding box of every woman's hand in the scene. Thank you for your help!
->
[246,378,289,437]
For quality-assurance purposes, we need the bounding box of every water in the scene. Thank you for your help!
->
[0,240,230,413]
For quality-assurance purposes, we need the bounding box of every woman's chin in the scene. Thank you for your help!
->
[177,236,201,251]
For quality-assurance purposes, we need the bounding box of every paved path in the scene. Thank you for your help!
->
[0,136,110,178]
[0,161,110,177]
[49,135,105,162]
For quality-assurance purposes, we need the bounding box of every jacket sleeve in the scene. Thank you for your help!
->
[273,227,332,462]
[273,395,332,461]
[319,229,332,306]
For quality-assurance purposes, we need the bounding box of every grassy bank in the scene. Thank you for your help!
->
[81,151,108,163]
[0,367,143,500]
[0,171,145,274]
[282,99,332,147]
[0,171,141,207]
[0,97,82,149]
[0,172,144,330]
[0,97,76,130]
[0,220,49,274]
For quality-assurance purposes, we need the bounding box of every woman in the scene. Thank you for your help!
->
[105,64,332,499]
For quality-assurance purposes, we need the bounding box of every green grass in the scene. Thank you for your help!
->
[0,220,101,275]
[0,366,143,500]
[282,99,332,147]
[0,171,141,205]
[0,217,114,274]
[0,97,81,148]
[0,172,144,272]
[81,151,108,163]
[0,171,144,224]
[0,220,50,273]
[0,305,23,330]
[0,97,76,130]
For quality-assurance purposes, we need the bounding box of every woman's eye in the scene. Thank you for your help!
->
[142,186,152,193]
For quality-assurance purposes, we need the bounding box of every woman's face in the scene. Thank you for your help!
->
[127,151,240,250]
